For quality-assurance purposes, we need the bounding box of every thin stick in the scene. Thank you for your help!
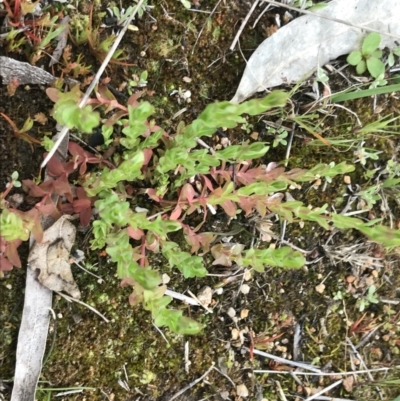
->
[230,0,260,51]
[306,397,356,401]
[165,288,200,306]
[249,348,321,372]
[253,367,391,376]
[169,363,215,401]
[284,121,295,167]
[212,366,236,387]
[261,0,400,41]
[56,292,109,323]
[275,380,288,401]
[152,323,169,344]
[187,290,213,313]
[41,0,146,168]
[253,3,272,29]
[304,379,343,401]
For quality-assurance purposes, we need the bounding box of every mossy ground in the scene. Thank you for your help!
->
[1,1,400,400]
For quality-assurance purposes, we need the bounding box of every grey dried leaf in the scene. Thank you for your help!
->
[231,0,400,103]
[28,215,81,299]
[49,16,70,67]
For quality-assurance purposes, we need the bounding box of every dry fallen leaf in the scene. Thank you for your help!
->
[343,376,354,392]
[34,112,48,125]
[28,215,81,299]
[236,384,249,398]
[197,286,212,306]
[240,309,249,319]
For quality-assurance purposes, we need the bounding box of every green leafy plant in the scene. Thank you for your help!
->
[37,84,400,335]
[347,32,385,78]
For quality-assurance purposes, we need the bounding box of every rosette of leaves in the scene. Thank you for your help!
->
[347,32,385,78]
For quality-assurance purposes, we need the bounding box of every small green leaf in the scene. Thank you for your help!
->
[42,137,55,151]
[372,49,382,58]
[362,32,381,56]
[356,59,367,75]
[347,51,362,66]
[388,52,395,67]
[20,117,34,133]
[367,57,385,78]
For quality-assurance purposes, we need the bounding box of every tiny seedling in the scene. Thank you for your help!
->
[269,127,288,148]
[347,32,385,78]
[357,285,379,312]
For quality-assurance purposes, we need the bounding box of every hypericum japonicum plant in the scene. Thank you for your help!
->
[42,84,400,334]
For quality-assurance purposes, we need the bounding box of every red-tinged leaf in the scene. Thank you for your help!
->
[182,225,201,253]
[127,226,144,240]
[210,186,223,198]
[47,155,67,177]
[211,168,232,183]
[120,276,135,287]
[170,205,182,221]
[142,148,153,166]
[36,201,56,216]
[60,203,74,214]
[5,239,22,268]
[68,141,86,158]
[258,167,286,182]
[46,87,61,102]
[105,99,126,114]
[238,196,255,216]
[40,180,57,194]
[79,160,88,175]
[30,222,44,243]
[285,168,308,181]
[23,179,50,197]
[128,289,144,306]
[145,188,162,202]
[76,186,88,199]
[104,110,128,126]
[220,200,237,217]
[97,84,117,102]
[201,174,215,192]
[0,237,6,253]
[186,204,197,216]
[53,175,73,202]
[180,183,196,204]
[0,255,14,271]
[255,200,268,217]
[127,90,144,107]
[73,198,91,212]
[236,166,263,186]
[197,232,216,254]
[79,207,92,227]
